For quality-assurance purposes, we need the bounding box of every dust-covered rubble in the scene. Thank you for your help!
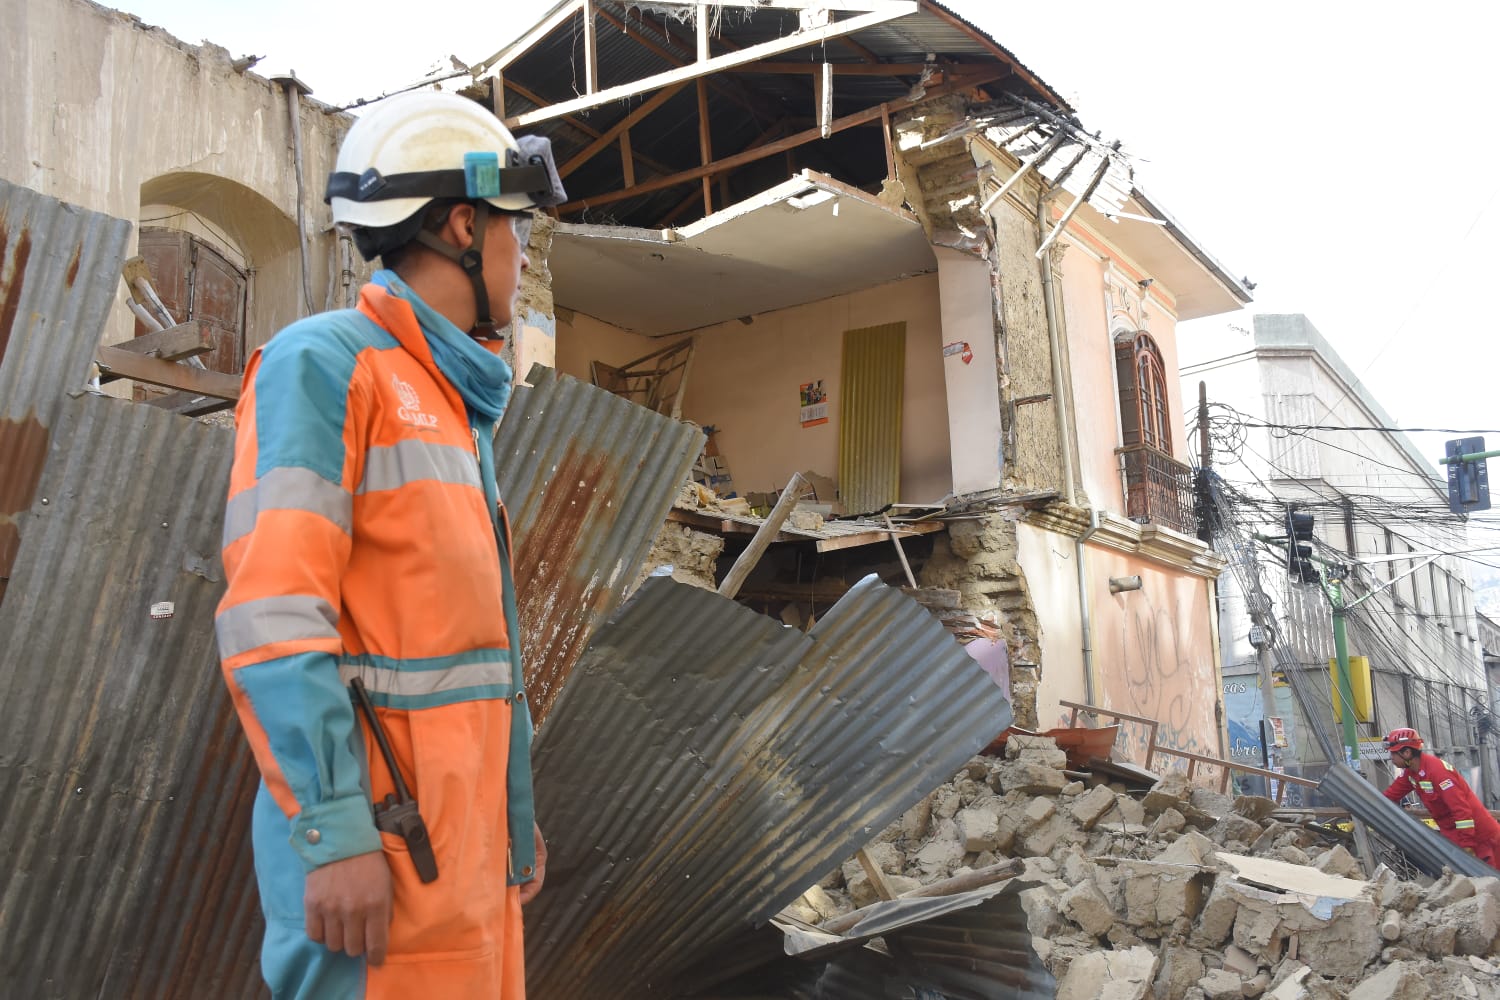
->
[788,734,1500,998]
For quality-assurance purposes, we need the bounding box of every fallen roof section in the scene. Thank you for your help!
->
[1318,763,1496,879]
[523,573,1013,997]
[495,364,705,720]
[550,170,937,335]
[0,179,132,604]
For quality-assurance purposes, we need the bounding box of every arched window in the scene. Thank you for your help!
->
[1115,332,1171,452]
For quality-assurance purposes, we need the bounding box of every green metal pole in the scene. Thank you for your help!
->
[1330,578,1361,769]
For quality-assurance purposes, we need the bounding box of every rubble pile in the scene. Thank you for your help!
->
[791,735,1500,999]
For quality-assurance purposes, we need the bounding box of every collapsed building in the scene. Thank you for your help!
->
[9,2,1486,999]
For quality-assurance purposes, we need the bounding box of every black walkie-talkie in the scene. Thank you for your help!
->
[350,677,439,883]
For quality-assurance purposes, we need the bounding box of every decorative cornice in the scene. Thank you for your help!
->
[1022,504,1227,578]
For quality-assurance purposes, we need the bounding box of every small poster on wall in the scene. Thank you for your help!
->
[799,380,828,427]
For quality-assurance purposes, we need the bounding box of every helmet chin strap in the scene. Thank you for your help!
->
[413,201,501,339]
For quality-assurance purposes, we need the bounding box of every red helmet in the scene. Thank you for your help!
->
[1383,727,1423,753]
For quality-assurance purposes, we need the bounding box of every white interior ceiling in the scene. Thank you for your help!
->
[549,172,939,335]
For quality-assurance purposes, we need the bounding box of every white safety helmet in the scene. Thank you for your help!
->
[325,91,566,336]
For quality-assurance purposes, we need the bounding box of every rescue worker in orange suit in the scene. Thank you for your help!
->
[1382,727,1500,867]
[215,91,567,998]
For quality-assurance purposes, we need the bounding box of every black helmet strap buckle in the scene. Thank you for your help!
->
[414,201,500,340]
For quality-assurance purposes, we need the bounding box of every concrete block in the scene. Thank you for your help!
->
[1154,945,1207,1000]
[898,796,933,841]
[1023,795,1056,827]
[996,759,1068,795]
[1020,884,1066,939]
[1311,844,1361,879]
[1275,845,1312,867]
[1443,892,1500,956]
[1233,795,1279,822]
[1005,733,1068,769]
[930,784,962,820]
[1019,813,1070,859]
[955,806,1001,851]
[1156,806,1188,836]
[1071,784,1118,830]
[1223,943,1260,978]
[1380,909,1401,942]
[1431,874,1477,909]
[1348,960,1426,1000]
[914,834,965,875]
[1062,779,1085,796]
[1119,860,1205,929]
[1157,830,1216,867]
[1055,946,1160,1000]
[1190,787,1236,820]
[1266,964,1311,1000]
[1198,968,1244,999]
[1060,877,1116,937]
[1212,814,1265,846]
[1144,773,1194,813]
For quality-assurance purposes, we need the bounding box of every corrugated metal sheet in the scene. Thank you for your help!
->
[0,180,132,604]
[524,573,1013,997]
[1318,763,1495,879]
[495,364,705,720]
[800,882,1057,999]
[0,393,260,999]
[838,322,905,516]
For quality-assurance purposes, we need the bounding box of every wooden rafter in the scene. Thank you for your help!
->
[503,3,919,128]
[697,80,713,215]
[503,77,682,180]
[559,68,1005,214]
[730,60,939,75]
[558,82,688,178]
[592,5,777,127]
[582,0,599,93]
[654,119,790,227]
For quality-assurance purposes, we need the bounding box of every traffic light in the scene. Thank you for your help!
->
[1286,507,1319,583]
[1445,437,1491,515]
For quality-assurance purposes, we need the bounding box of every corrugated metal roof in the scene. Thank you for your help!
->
[800,881,1057,999]
[1318,763,1495,879]
[497,0,1067,228]
[495,364,705,720]
[524,572,1013,997]
[0,179,132,604]
[0,393,260,999]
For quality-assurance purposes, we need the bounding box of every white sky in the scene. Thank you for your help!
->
[124,0,1500,470]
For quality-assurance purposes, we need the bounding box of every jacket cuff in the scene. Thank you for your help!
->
[291,796,382,871]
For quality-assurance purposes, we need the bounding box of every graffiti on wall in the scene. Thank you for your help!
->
[1092,585,1219,768]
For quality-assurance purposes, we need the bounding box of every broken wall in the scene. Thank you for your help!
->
[1,0,351,356]
[555,273,953,504]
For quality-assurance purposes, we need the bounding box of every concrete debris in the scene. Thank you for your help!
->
[806,737,1500,999]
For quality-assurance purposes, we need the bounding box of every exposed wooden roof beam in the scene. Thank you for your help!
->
[558,83,689,178]
[504,3,920,129]
[504,77,683,179]
[558,67,1004,214]
[732,60,944,75]
[593,6,777,126]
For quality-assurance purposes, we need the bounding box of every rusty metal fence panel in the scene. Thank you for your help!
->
[0,394,257,1000]
[0,180,132,604]
[495,363,705,720]
[524,574,1013,997]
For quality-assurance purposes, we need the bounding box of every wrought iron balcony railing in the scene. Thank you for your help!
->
[1118,443,1197,535]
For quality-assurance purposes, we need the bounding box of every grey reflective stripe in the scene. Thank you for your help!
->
[338,659,512,697]
[358,440,481,494]
[217,595,339,659]
[222,467,352,548]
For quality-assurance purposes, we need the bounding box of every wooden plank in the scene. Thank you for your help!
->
[559,82,688,178]
[582,0,599,94]
[813,520,942,554]
[504,4,919,128]
[559,69,1005,214]
[94,345,242,400]
[718,472,807,599]
[697,79,713,216]
[855,848,898,901]
[696,3,710,62]
[505,76,679,179]
[619,130,635,187]
[108,321,213,361]
[732,60,935,75]
[146,390,236,417]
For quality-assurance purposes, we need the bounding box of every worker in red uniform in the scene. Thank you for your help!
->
[1382,727,1500,867]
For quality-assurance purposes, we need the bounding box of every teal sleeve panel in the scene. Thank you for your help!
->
[235,652,382,871]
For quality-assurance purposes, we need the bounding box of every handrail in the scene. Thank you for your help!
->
[1060,699,1319,804]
